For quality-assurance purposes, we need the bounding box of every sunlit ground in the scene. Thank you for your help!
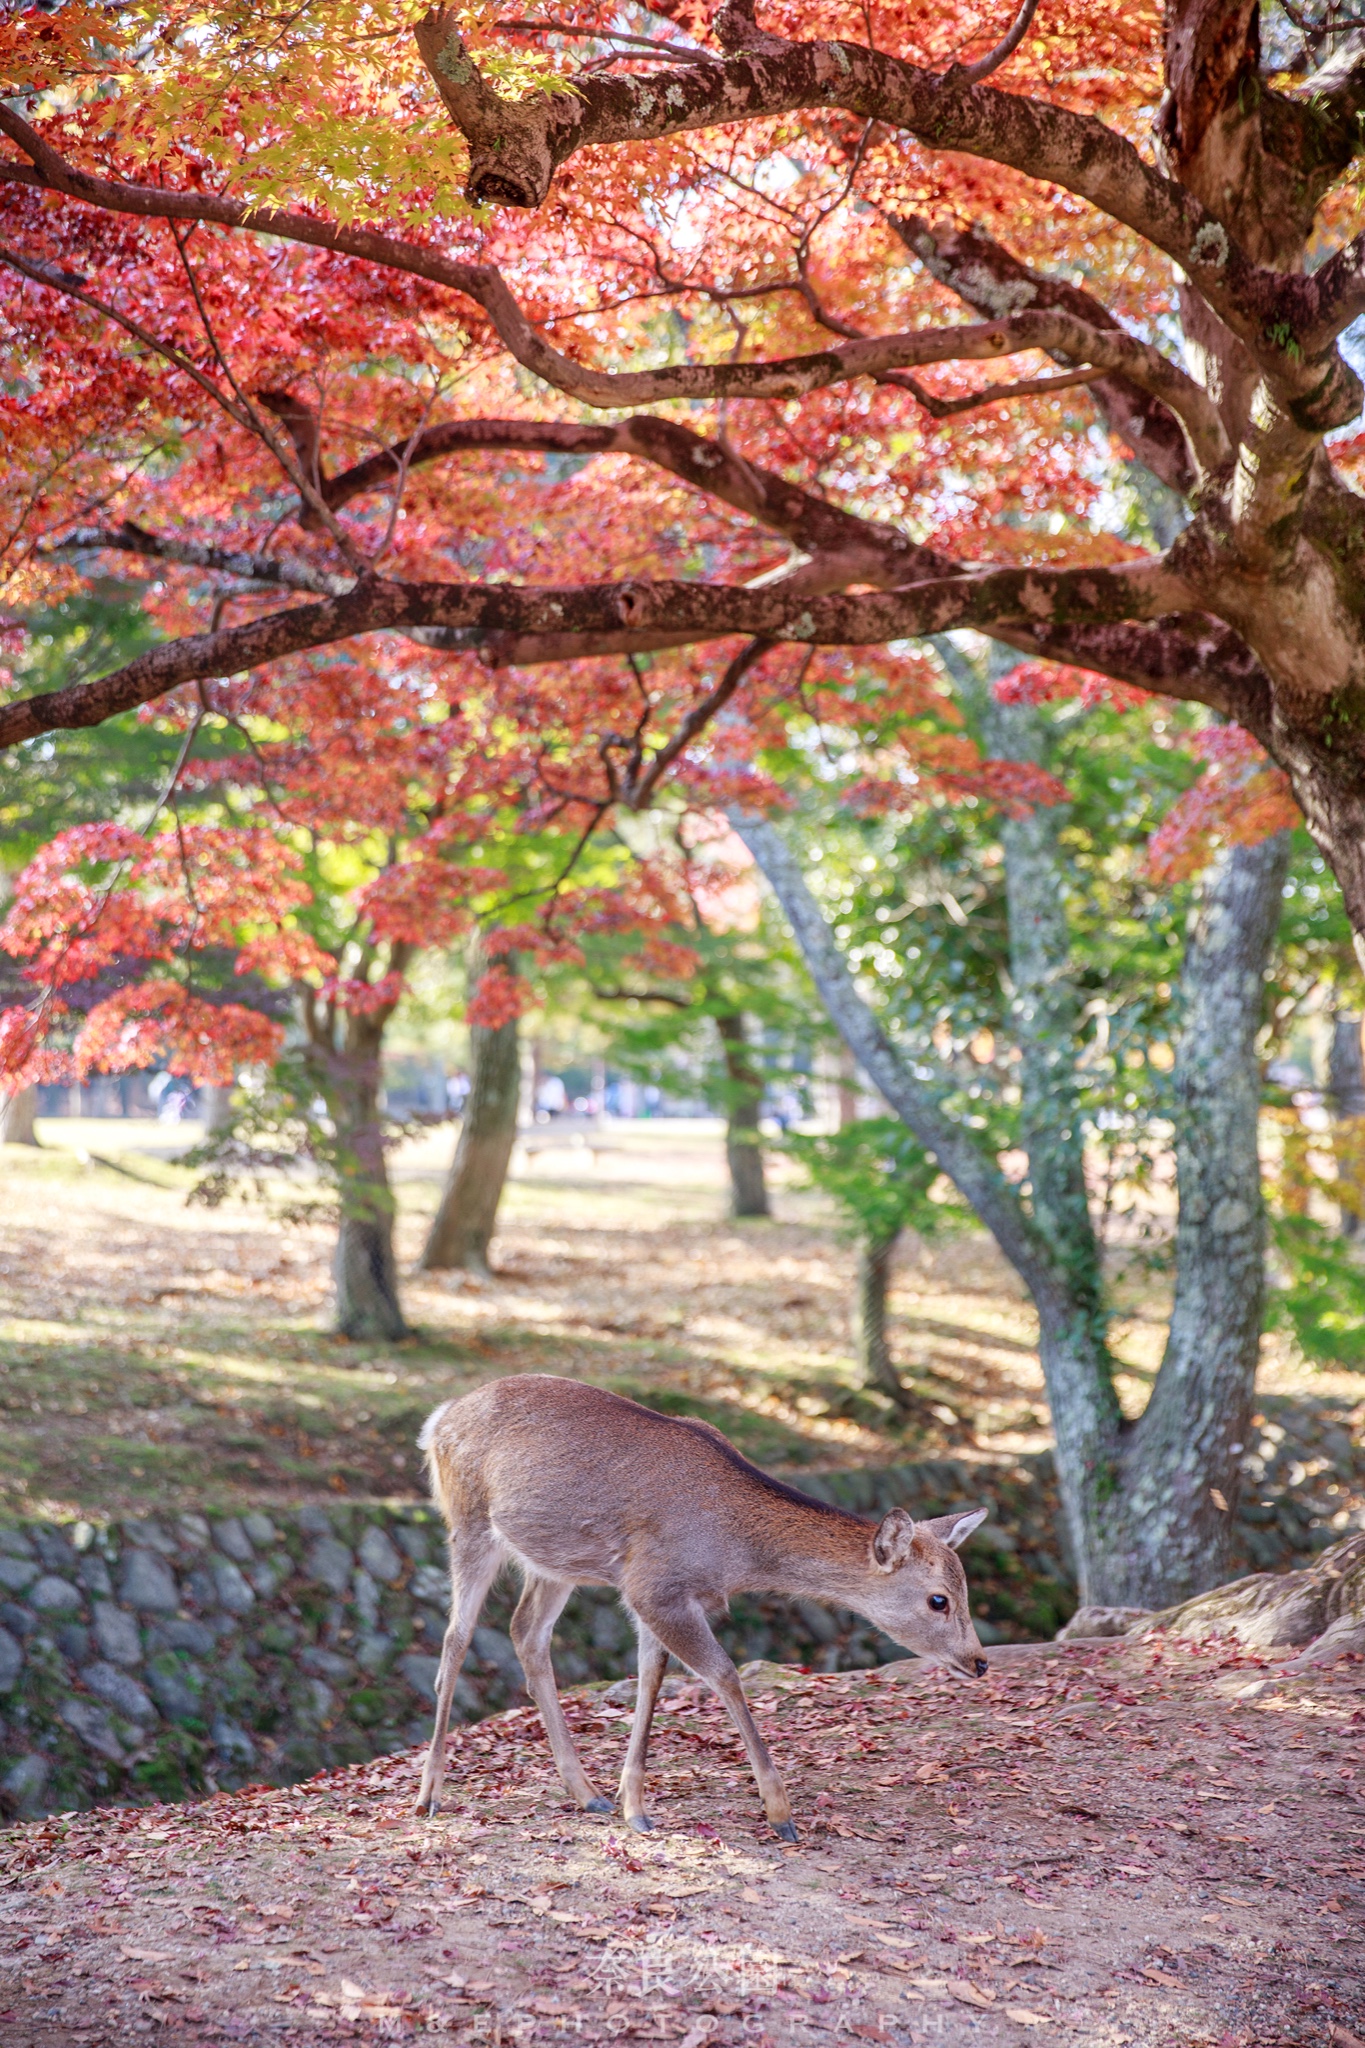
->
[0,1115,1359,1525]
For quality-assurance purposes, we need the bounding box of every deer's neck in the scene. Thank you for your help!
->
[734,1494,874,1606]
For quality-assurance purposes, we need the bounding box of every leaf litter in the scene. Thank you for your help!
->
[0,1634,1360,2045]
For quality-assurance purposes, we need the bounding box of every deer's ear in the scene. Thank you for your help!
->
[921,1507,988,1550]
[872,1508,917,1572]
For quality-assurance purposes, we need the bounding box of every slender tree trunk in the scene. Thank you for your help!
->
[715,1009,769,1218]
[1084,832,1292,1604]
[199,1083,234,1132]
[983,690,1124,1594]
[855,1230,908,1404]
[836,1045,859,1129]
[420,948,520,1275]
[989,695,1103,1322]
[327,1012,409,1342]
[1,1086,39,1146]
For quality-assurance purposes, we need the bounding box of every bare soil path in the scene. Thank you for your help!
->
[0,1637,1360,2048]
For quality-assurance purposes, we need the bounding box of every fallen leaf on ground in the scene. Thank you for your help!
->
[1004,2008,1052,2028]
[948,1981,996,2007]
[1142,1966,1183,1987]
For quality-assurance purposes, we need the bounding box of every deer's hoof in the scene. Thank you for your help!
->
[627,1814,654,1834]
[771,1819,798,1843]
[419,1797,440,1819]
[584,1797,613,1815]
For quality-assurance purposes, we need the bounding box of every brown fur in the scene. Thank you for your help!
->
[414,1374,987,1837]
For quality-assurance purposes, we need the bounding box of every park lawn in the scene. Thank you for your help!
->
[0,1117,1047,1520]
[0,1116,1355,1527]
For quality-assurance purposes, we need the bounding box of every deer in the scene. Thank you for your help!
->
[414,1373,989,1839]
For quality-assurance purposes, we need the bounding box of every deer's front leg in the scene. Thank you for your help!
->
[635,1597,796,1840]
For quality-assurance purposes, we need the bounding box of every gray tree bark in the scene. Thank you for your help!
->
[715,1010,770,1218]
[420,946,521,1276]
[731,803,1290,1608]
[1328,1011,1365,1237]
[1,1086,39,1146]
[198,1083,235,1133]
[1093,831,1291,1600]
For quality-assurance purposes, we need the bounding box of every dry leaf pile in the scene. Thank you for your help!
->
[0,1637,1359,2047]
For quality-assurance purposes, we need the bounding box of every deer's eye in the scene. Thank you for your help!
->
[928,1593,949,1612]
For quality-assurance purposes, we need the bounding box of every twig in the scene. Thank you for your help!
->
[621,637,774,810]
[888,364,1106,416]
[955,0,1040,82]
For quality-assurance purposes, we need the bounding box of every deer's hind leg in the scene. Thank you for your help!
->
[618,1620,668,1833]
[510,1572,612,1814]
[415,1521,503,1817]
[636,1596,795,1840]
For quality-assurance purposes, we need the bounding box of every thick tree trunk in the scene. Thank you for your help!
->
[420,951,520,1275]
[1,1086,39,1145]
[855,1230,908,1404]
[328,1013,409,1342]
[1328,1010,1365,1237]
[1080,833,1292,1605]
[715,1010,769,1218]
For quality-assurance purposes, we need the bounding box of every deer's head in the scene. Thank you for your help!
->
[862,1507,989,1677]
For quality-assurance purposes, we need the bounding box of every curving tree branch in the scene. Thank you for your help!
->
[890,214,1197,496]
[0,557,1194,750]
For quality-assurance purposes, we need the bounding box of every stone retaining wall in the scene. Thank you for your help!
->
[0,1456,1071,1820]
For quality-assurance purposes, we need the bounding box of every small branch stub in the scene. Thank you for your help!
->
[414,7,560,209]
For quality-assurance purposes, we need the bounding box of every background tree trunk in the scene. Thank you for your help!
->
[985,697,1126,1597]
[334,1210,407,1341]
[855,1230,908,1404]
[715,1009,769,1218]
[1,1086,39,1146]
[420,948,521,1276]
[987,692,1103,1323]
[329,1012,409,1342]
[198,1083,235,1133]
[836,1045,859,1129]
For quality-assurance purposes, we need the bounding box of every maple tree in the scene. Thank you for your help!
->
[0,622,648,1339]
[0,0,1353,909]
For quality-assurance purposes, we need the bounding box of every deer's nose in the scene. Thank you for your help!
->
[974,1657,988,1677]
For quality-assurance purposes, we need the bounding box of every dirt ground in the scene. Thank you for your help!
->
[1,1117,1360,1528]
[0,1635,1360,2048]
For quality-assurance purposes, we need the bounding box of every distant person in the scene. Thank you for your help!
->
[536,1075,567,1118]
[769,1087,801,1134]
[446,1070,471,1115]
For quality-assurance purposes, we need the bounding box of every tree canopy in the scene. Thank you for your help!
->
[10,0,1362,947]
